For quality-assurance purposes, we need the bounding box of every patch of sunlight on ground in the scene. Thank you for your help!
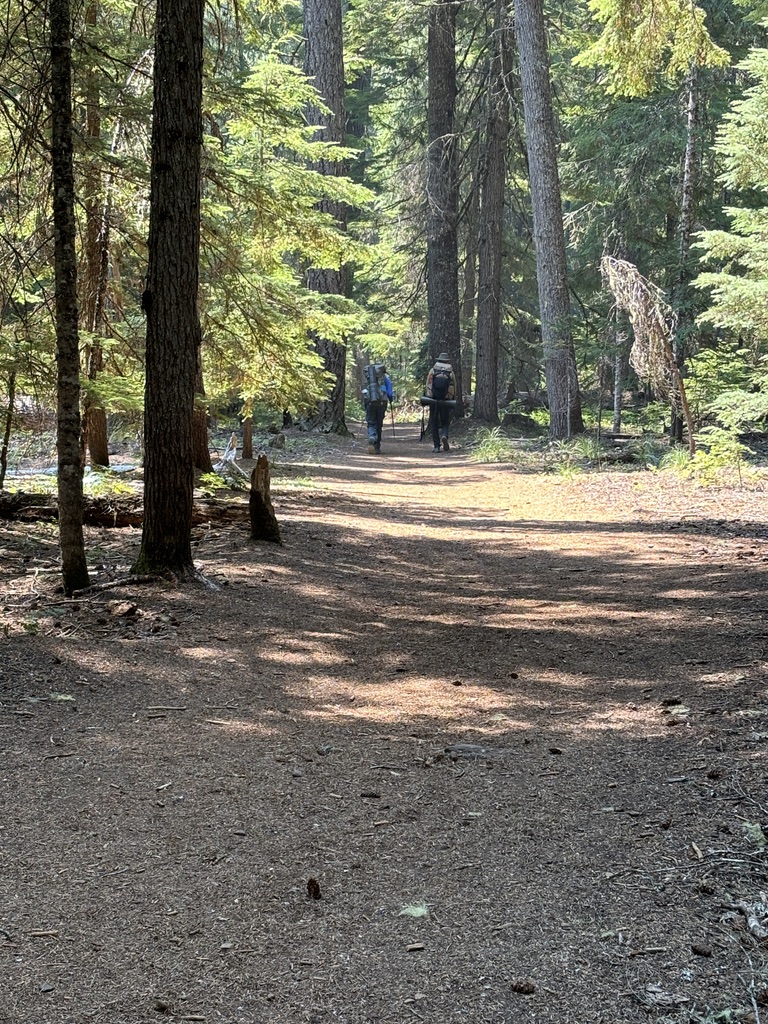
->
[657,587,730,600]
[261,643,349,669]
[179,645,233,661]
[577,705,668,735]
[202,718,274,736]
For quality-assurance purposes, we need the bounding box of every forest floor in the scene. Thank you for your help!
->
[3,421,768,1024]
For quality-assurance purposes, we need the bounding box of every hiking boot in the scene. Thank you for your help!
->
[368,443,375,454]
[441,436,450,452]
[432,446,441,453]
[374,446,381,454]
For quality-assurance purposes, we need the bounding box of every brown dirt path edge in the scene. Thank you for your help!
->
[2,424,768,1024]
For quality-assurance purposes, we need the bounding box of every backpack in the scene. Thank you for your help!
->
[432,367,452,400]
[364,363,388,403]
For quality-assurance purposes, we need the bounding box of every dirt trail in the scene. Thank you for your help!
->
[2,426,768,1024]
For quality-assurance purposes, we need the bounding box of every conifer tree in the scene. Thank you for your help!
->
[515,0,584,437]
[50,0,90,593]
[133,0,204,576]
[427,0,462,395]
[474,0,511,424]
[695,42,768,341]
[303,0,349,434]
[80,0,110,469]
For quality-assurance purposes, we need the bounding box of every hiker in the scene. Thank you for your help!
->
[362,363,393,455]
[425,351,455,452]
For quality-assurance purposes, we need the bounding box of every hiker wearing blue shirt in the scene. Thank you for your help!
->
[362,364,393,455]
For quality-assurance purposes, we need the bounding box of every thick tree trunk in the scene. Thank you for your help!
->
[304,0,349,435]
[134,0,204,575]
[50,0,89,594]
[474,0,510,425]
[514,0,583,438]
[427,0,462,410]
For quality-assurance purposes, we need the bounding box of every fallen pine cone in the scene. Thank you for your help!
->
[307,878,321,900]
[510,980,536,995]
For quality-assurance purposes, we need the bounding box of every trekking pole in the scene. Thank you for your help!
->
[390,400,396,437]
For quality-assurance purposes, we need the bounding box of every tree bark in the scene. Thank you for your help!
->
[50,0,90,594]
[427,0,462,408]
[474,0,510,424]
[304,0,349,435]
[0,371,16,490]
[249,455,282,544]
[670,65,699,444]
[192,358,212,472]
[80,1,109,469]
[514,0,583,438]
[460,176,478,400]
[242,416,253,460]
[82,347,109,466]
[133,0,204,575]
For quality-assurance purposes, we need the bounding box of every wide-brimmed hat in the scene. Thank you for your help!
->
[437,351,450,362]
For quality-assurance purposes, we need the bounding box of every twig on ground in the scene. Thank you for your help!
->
[72,574,159,596]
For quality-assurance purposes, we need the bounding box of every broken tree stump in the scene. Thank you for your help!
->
[249,454,282,544]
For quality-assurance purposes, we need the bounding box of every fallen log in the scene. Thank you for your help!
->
[0,490,249,528]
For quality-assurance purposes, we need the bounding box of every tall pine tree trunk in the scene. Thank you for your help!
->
[427,0,462,409]
[670,65,698,444]
[461,174,479,400]
[304,0,349,435]
[514,0,583,438]
[134,0,204,575]
[50,0,89,593]
[474,0,510,424]
[80,0,109,468]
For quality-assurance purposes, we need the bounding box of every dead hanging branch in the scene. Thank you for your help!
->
[213,432,249,485]
[601,256,696,456]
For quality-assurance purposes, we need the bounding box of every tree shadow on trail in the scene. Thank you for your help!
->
[3,472,768,1024]
[8,480,765,734]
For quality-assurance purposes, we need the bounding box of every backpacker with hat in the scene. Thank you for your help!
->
[430,354,453,401]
